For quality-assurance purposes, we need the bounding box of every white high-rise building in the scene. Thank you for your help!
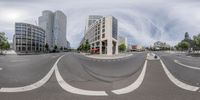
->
[82,16,118,55]
[84,15,103,34]
[54,11,67,49]
[39,10,69,50]
[38,10,54,50]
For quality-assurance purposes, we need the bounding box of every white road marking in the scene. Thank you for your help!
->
[111,59,148,95]
[160,59,199,91]
[52,55,60,58]
[174,60,200,70]
[0,67,2,70]
[146,53,159,60]
[187,56,192,58]
[176,56,200,62]
[55,66,108,96]
[85,54,133,60]
[10,59,27,63]
[52,56,57,58]
[0,55,65,92]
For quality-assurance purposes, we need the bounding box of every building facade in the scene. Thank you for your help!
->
[54,11,67,49]
[83,16,118,55]
[39,10,69,50]
[131,45,143,51]
[14,23,45,53]
[153,41,170,50]
[84,15,103,34]
[38,10,54,50]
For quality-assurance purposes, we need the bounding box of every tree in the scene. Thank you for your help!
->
[177,41,189,51]
[60,46,63,51]
[54,45,57,50]
[77,43,84,52]
[84,39,90,52]
[53,45,58,52]
[193,33,200,50]
[184,32,190,40]
[2,42,10,50]
[45,43,49,52]
[174,45,179,50]
[78,40,90,52]
[118,43,126,52]
[0,32,10,54]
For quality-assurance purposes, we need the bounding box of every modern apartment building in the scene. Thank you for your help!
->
[83,16,118,55]
[13,23,45,53]
[39,10,69,50]
[84,15,103,34]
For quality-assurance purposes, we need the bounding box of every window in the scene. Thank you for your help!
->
[102,34,105,38]
[102,29,105,32]
[17,47,21,51]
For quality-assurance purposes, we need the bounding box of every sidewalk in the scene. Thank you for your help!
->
[84,53,133,59]
[0,50,17,55]
[164,51,186,54]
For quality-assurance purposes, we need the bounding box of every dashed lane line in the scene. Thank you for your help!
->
[160,59,199,91]
[174,60,200,70]
[0,55,65,92]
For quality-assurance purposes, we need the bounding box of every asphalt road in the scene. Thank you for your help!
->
[0,51,200,100]
[156,51,200,87]
[0,53,64,87]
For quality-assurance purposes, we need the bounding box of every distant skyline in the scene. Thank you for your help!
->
[0,0,200,48]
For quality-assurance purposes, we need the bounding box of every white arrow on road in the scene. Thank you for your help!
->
[174,60,200,70]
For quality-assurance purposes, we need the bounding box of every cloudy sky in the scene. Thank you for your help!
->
[0,0,200,48]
